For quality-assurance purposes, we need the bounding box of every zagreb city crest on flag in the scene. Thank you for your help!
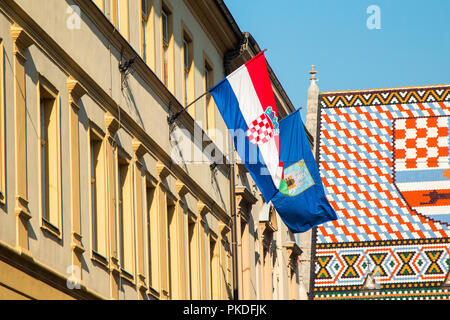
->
[394,115,450,225]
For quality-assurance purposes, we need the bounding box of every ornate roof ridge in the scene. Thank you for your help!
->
[322,84,450,95]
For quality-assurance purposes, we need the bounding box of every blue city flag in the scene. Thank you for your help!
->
[271,109,338,233]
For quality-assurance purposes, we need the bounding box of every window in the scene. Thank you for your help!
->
[39,81,61,234]
[182,30,194,117]
[111,0,129,38]
[118,154,133,274]
[111,0,120,28]
[209,236,219,299]
[90,130,107,256]
[166,201,175,298]
[0,39,4,203]
[240,219,251,298]
[141,0,151,63]
[187,218,196,299]
[262,246,273,299]
[146,182,156,288]
[161,8,171,87]
[222,236,233,299]
[183,39,189,107]
[204,60,214,135]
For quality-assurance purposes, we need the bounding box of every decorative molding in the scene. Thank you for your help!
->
[285,242,302,270]
[132,138,147,159]
[285,242,302,257]
[10,23,33,60]
[104,112,120,136]
[219,221,231,235]
[66,77,87,109]
[197,200,209,217]
[320,85,450,108]
[156,161,170,178]
[138,274,147,292]
[260,225,274,250]
[110,257,120,275]
[15,196,31,221]
[71,232,85,255]
[175,179,189,197]
[235,186,257,219]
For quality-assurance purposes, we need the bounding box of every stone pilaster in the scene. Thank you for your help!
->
[67,77,87,280]
[11,24,33,254]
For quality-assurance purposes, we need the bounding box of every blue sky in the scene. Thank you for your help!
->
[225,0,450,121]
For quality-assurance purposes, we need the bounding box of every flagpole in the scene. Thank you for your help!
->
[228,132,239,300]
[167,90,210,125]
[167,49,268,126]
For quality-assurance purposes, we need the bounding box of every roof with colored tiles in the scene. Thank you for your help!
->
[320,84,450,108]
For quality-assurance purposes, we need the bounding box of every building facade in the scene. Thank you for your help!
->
[0,0,306,300]
[307,80,450,299]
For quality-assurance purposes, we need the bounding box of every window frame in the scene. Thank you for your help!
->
[209,234,219,300]
[0,39,5,205]
[111,0,129,39]
[38,76,62,238]
[161,8,170,87]
[116,147,134,278]
[145,178,156,291]
[183,38,190,107]
[88,123,109,262]
[181,25,194,117]
[141,0,152,63]
[203,56,215,138]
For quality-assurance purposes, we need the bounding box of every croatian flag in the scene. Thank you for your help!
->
[210,52,337,232]
[210,52,283,202]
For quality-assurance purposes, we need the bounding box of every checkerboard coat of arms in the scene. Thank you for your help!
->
[247,107,279,145]
[394,116,450,225]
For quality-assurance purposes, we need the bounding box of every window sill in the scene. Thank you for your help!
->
[41,219,62,240]
[137,273,147,291]
[91,250,109,270]
[120,268,135,284]
[148,287,160,300]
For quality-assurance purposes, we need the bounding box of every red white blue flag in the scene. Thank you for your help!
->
[210,52,337,232]
[210,52,283,201]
